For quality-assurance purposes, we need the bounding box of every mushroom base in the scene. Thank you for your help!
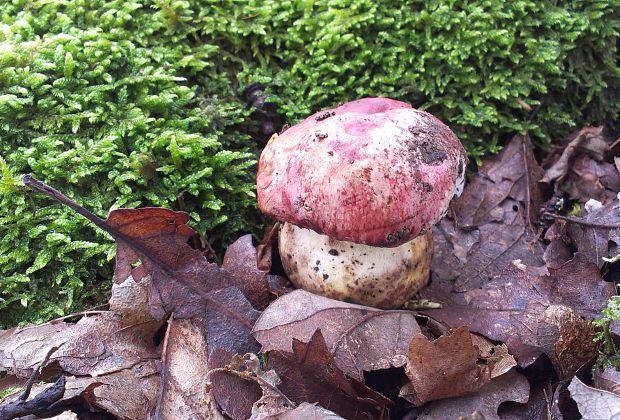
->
[278,222,432,309]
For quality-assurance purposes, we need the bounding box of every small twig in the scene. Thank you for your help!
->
[0,376,66,420]
[19,346,60,402]
[542,212,620,229]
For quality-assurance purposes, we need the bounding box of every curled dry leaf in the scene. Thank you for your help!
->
[569,376,620,419]
[542,126,620,204]
[418,369,529,420]
[265,329,391,420]
[153,315,210,419]
[252,290,420,381]
[66,365,160,419]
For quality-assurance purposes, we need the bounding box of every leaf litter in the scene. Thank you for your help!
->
[1,128,619,418]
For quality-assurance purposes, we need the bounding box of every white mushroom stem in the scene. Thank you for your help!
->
[278,222,432,309]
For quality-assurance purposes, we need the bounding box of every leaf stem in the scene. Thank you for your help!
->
[542,212,620,229]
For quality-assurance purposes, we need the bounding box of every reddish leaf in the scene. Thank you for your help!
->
[108,208,268,320]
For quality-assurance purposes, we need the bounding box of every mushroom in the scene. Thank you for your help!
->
[256,97,466,308]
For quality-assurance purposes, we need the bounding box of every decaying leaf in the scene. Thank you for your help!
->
[265,330,391,420]
[253,290,420,380]
[153,315,210,419]
[420,136,613,376]
[569,376,620,419]
[419,369,529,420]
[452,135,543,228]
[498,382,554,420]
[542,126,620,204]
[0,312,161,378]
[269,402,345,420]
[594,366,620,396]
[435,135,545,291]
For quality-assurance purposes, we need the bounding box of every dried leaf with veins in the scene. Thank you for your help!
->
[108,208,267,320]
[400,326,510,405]
[564,201,620,268]
[433,136,545,291]
[452,135,543,228]
[420,369,529,420]
[422,254,612,376]
[264,329,391,420]
[569,376,620,419]
[252,290,420,380]
[0,313,161,378]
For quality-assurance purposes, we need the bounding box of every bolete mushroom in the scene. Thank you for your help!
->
[256,97,466,308]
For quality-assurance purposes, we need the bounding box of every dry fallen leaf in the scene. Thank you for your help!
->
[253,290,420,381]
[109,208,272,321]
[222,234,271,310]
[400,326,501,406]
[594,366,620,396]
[418,369,529,420]
[423,254,610,376]
[206,286,263,420]
[564,201,620,268]
[452,135,543,228]
[569,376,620,419]
[435,135,545,291]
[542,126,619,204]
[0,312,161,378]
[264,329,391,420]
[153,315,210,419]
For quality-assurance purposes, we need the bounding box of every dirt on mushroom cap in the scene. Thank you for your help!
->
[256,97,467,247]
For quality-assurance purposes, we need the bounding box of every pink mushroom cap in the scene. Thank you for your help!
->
[256,97,466,247]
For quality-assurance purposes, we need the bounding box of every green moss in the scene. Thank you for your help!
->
[1,0,618,327]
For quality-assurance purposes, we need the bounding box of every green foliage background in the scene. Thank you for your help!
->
[1,0,619,327]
